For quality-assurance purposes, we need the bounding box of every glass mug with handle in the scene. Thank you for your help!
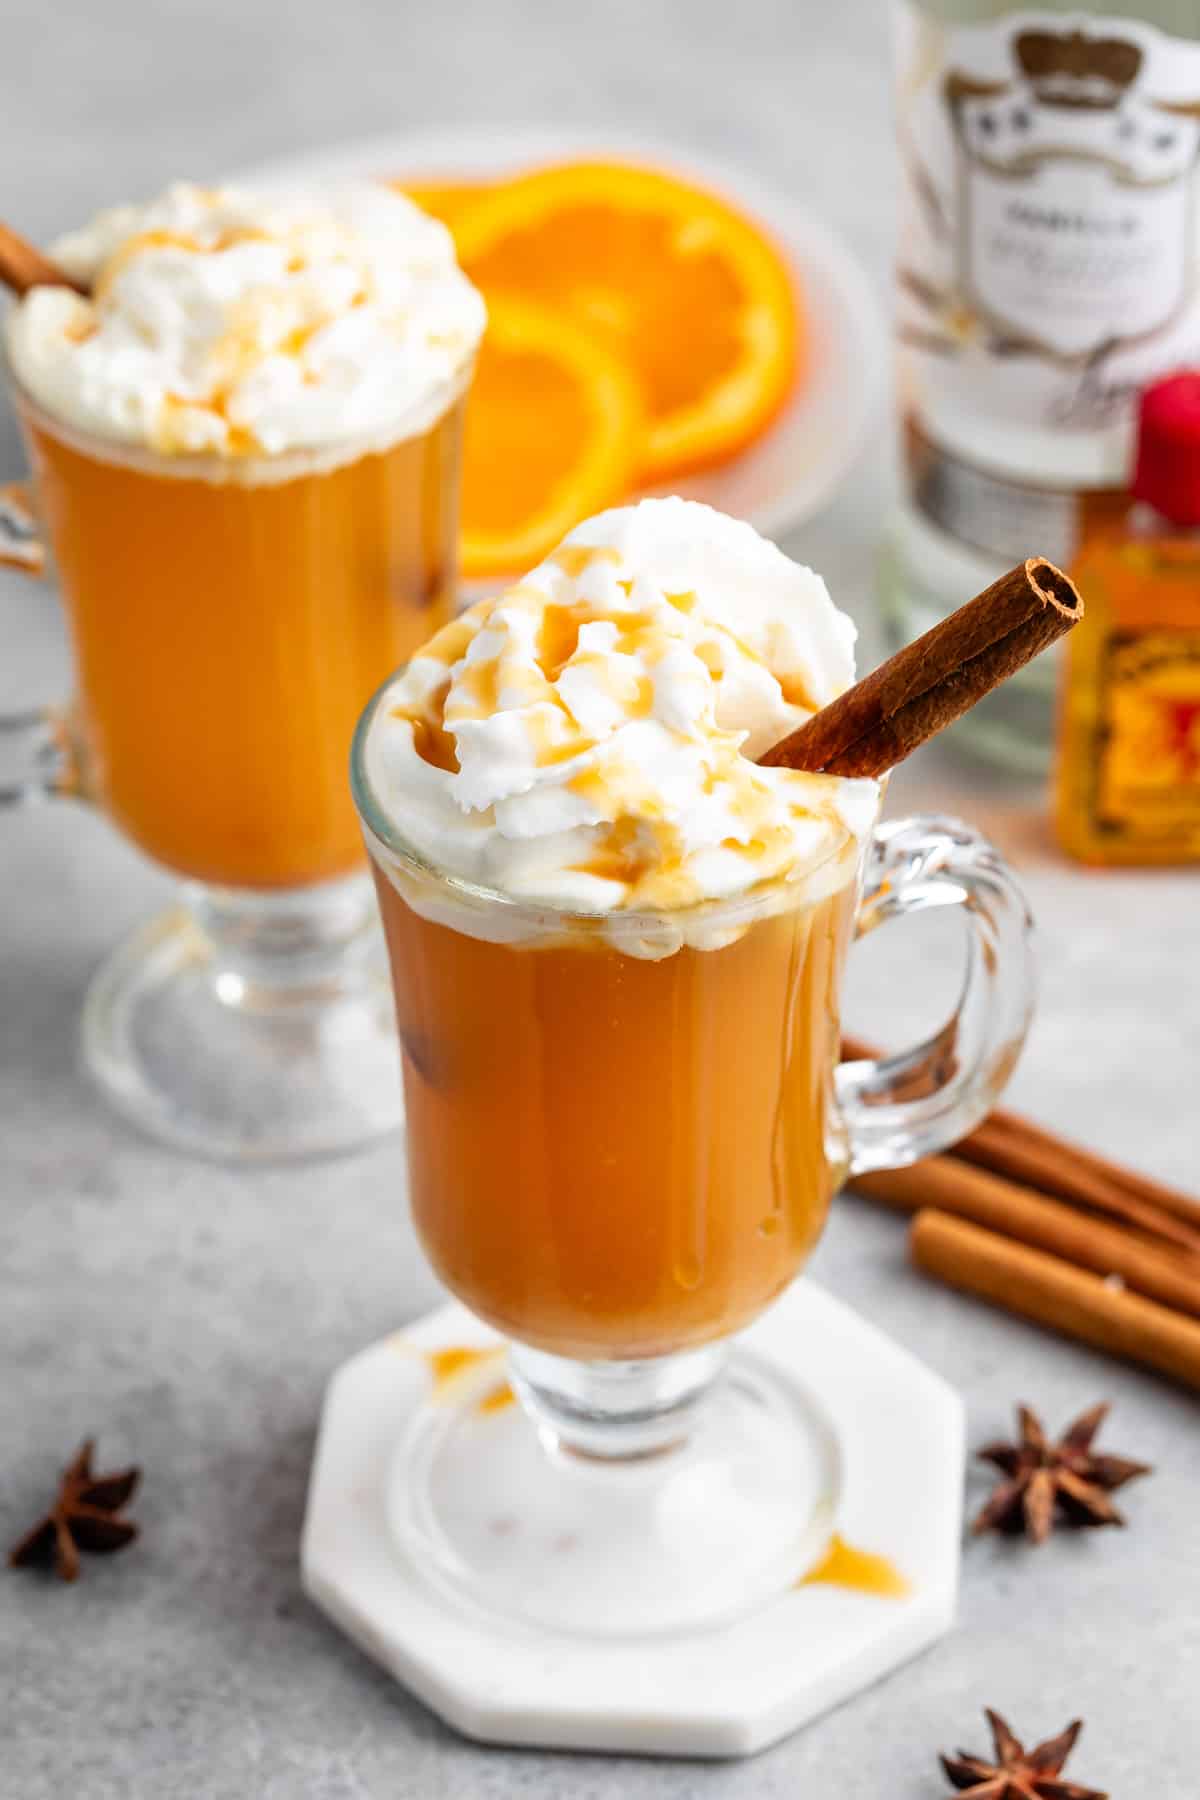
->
[0,182,484,1160]
[348,506,1035,1638]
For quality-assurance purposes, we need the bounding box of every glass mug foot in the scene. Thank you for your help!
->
[388,1345,841,1638]
[80,875,403,1162]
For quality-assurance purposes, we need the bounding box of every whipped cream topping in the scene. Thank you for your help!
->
[5,183,485,458]
[364,499,879,943]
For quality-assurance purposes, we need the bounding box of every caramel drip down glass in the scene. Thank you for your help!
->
[351,681,1036,1637]
[1,368,469,1160]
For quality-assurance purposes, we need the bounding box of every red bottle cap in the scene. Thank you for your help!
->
[1132,372,1200,527]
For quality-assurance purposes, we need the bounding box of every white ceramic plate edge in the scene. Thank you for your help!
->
[233,126,888,543]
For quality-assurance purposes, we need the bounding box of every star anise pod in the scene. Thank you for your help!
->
[8,1439,140,1582]
[971,1402,1150,1545]
[941,1708,1107,1799]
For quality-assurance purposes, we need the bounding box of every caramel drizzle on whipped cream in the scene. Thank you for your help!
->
[389,537,856,908]
[75,222,381,455]
[148,232,374,454]
[7,184,486,462]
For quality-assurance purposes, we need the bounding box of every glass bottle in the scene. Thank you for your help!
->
[886,0,1200,772]
[1057,371,1200,863]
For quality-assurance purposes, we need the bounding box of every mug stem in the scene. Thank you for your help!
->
[182,875,380,995]
[508,1340,727,1462]
[79,872,405,1161]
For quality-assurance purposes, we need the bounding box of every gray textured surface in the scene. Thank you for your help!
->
[2,2,1199,1795]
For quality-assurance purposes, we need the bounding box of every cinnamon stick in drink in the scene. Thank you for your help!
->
[857,1159,1200,1316]
[761,558,1082,777]
[0,224,86,299]
[911,1209,1200,1392]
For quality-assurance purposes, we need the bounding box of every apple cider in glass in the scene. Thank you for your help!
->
[358,498,877,1359]
[352,497,1039,1639]
[22,399,463,889]
[374,866,856,1360]
[1,181,484,1158]
[7,182,483,891]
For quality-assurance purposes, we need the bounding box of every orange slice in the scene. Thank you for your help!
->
[391,179,492,231]
[454,161,801,482]
[459,295,642,580]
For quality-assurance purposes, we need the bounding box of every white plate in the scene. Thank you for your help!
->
[236,128,886,543]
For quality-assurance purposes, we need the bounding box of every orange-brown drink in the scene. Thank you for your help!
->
[19,398,463,889]
[358,496,879,1364]
[373,871,858,1361]
[2,182,484,1158]
[352,498,1037,1637]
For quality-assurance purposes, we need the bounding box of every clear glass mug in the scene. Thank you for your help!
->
[352,690,1035,1637]
[1,366,470,1160]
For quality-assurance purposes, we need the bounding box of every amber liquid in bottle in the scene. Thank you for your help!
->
[1056,386,1200,866]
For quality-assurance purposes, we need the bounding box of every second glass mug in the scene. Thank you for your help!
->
[353,693,1035,1637]
[0,365,470,1159]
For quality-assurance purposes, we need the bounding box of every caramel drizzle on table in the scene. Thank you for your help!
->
[425,1345,514,1414]
[796,1534,911,1598]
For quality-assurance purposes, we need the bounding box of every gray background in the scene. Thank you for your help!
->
[2,2,1198,1795]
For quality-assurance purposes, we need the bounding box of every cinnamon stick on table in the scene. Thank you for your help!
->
[0,224,85,299]
[857,1158,1200,1318]
[956,1110,1200,1237]
[911,1209,1200,1392]
[840,1034,1200,1251]
[761,557,1082,776]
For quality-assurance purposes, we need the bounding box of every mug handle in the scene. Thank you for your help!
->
[838,814,1035,1176]
[0,480,45,573]
[0,478,76,805]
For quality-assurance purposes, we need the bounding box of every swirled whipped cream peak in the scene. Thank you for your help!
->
[5,182,485,458]
[364,499,879,926]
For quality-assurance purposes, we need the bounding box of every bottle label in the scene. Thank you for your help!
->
[1098,630,1200,834]
[895,5,1200,491]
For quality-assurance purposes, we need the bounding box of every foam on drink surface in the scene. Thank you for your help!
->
[364,499,879,951]
[5,182,485,465]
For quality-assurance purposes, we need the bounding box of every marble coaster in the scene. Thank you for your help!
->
[301,1282,964,1758]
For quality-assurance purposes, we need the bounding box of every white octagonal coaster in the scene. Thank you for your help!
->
[301,1281,964,1758]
